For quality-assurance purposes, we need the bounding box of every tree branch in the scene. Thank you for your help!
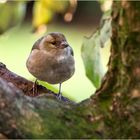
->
[0,62,73,103]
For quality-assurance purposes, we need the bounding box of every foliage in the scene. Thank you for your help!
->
[98,0,113,12]
[0,0,76,34]
[0,1,26,34]
[32,0,68,29]
[81,14,111,88]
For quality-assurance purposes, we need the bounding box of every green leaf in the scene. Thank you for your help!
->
[81,31,103,88]
[81,17,111,88]
[100,17,111,48]
[0,1,26,34]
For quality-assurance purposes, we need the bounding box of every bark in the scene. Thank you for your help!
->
[0,1,140,139]
[0,63,73,103]
[92,1,140,138]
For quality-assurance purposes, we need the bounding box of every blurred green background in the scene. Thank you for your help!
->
[0,1,110,102]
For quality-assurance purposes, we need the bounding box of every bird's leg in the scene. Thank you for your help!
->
[33,79,38,96]
[57,83,62,100]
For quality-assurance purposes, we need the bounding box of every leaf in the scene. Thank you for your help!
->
[81,17,111,88]
[0,1,26,34]
[98,0,113,12]
[100,17,111,48]
[32,1,53,29]
[81,31,104,88]
[32,0,68,29]
[42,0,68,13]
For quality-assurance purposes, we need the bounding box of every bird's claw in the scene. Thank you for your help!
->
[57,92,62,100]
[32,79,38,96]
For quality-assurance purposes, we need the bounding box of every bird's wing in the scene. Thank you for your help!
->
[31,36,44,51]
[69,46,74,56]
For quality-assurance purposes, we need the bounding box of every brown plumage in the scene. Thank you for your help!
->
[26,32,75,99]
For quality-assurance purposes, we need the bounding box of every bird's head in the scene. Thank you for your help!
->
[40,32,70,51]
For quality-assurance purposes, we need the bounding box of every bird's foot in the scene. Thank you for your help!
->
[57,92,62,100]
[32,79,38,96]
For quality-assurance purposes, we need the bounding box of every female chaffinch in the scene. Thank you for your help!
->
[26,32,75,99]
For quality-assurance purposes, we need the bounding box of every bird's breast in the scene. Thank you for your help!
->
[26,49,75,84]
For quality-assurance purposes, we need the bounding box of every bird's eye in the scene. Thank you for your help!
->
[51,42,56,45]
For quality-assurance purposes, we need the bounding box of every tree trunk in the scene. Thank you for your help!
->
[92,1,140,138]
[0,1,140,138]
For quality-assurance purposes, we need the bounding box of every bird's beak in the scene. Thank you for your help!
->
[60,41,69,49]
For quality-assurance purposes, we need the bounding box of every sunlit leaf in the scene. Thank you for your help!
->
[32,0,69,30]
[81,17,111,88]
[81,31,104,88]
[32,1,53,29]
[98,0,113,12]
[42,0,68,13]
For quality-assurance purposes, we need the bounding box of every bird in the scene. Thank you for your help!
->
[26,32,75,99]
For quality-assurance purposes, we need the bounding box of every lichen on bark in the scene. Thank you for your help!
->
[93,1,140,138]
